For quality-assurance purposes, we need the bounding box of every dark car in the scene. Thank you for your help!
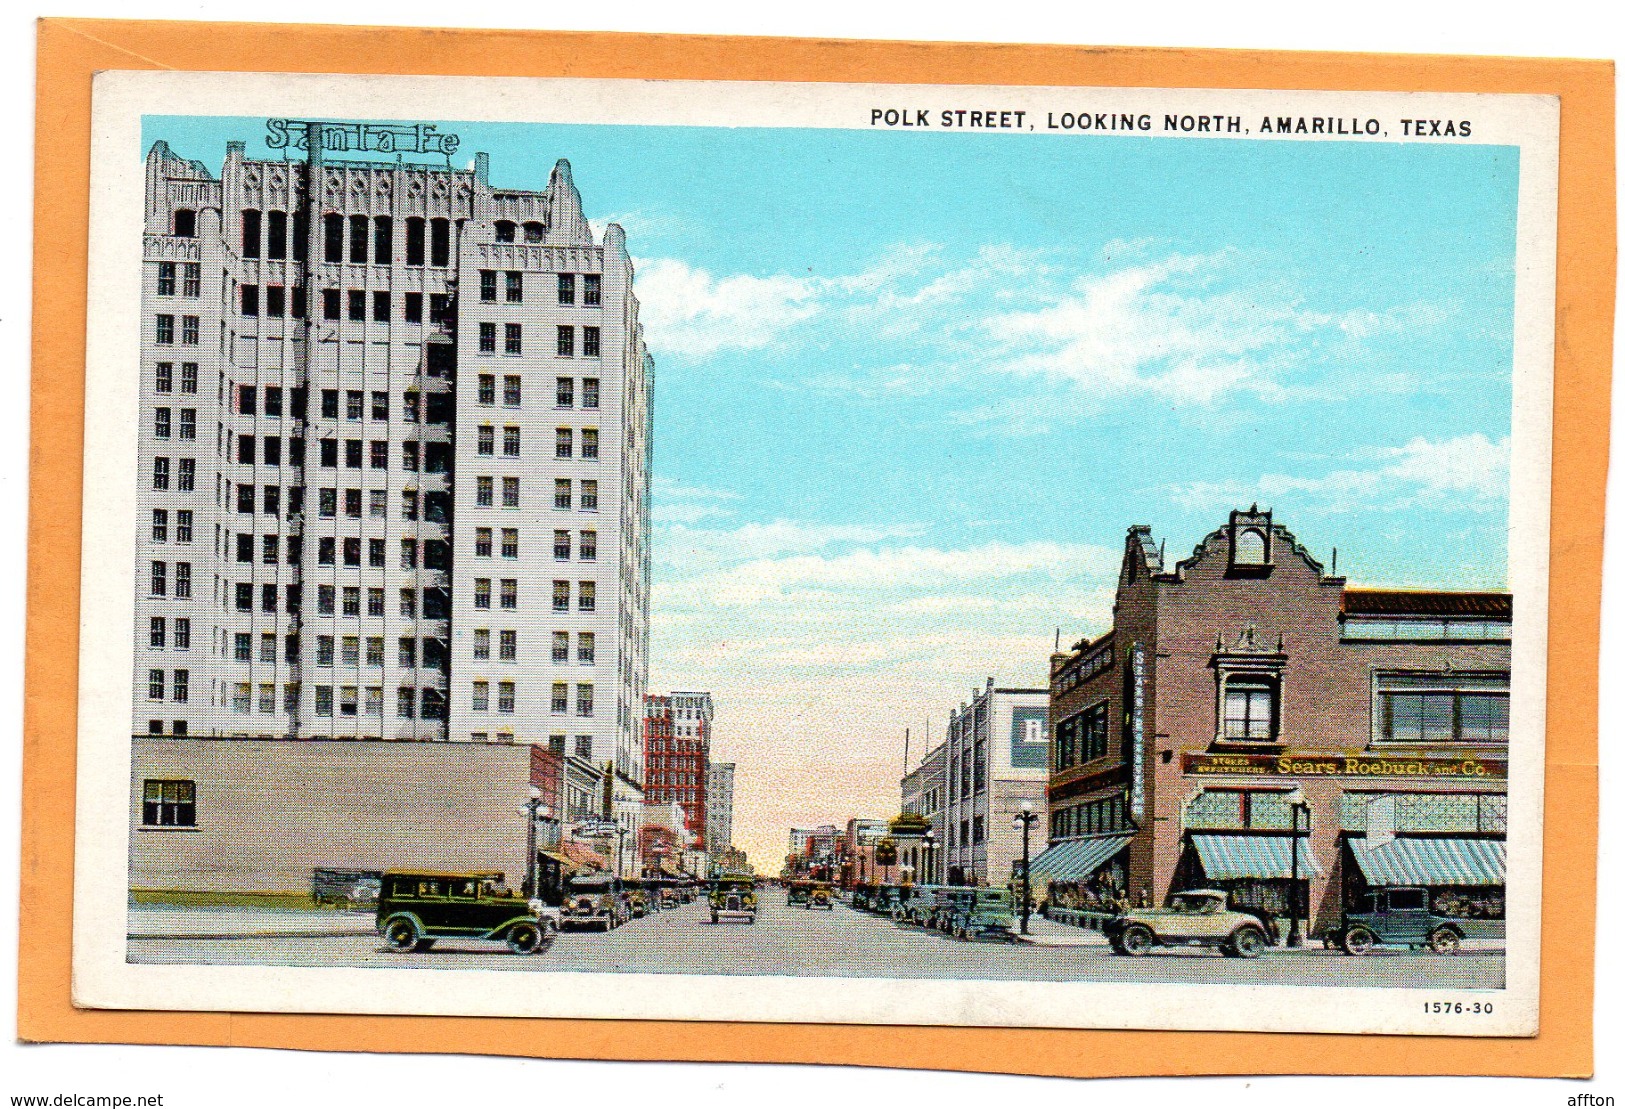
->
[786,881,811,907]
[1329,886,1485,955]
[560,872,630,931]
[375,871,559,955]
[709,877,758,924]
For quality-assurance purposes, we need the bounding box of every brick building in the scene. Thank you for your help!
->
[941,680,1049,886]
[642,691,712,850]
[1034,509,1510,938]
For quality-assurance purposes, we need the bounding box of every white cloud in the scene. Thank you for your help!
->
[1168,433,1510,514]
[634,258,822,358]
[651,477,741,525]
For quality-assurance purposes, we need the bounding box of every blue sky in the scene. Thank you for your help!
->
[147,117,1519,867]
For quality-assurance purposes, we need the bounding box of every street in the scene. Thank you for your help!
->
[127,889,1505,988]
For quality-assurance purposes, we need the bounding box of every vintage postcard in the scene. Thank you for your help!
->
[65,63,1561,1040]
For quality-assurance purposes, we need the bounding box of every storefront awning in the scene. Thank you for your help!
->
[1348,836,1504,887]
[537,850,576,870]
[1191,834,1324,880]
[559,841,608,870]
[1028,834,1135,882]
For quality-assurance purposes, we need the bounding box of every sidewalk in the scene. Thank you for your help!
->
[127,904,377,940]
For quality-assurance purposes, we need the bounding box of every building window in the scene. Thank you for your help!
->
[556,325,574,357]
[473,578,491,609]
[478,321,496,353]
[552,682,569,714]
[581,428,599,459]
[473,629,490,661]
[1378,679,1510,745]
[583,378,600,409]
[478,374,495,405]
[348,290,365,321]
[403,292,423,323]
[556,377,574,408]
[372,291,390,322]
[553,580,570,612]
[242,209,261,258]
[499,630,517,661]
[499,682,516,714]
[502,477,519,508]
[266,285,286,318]
[576,683,593,717]
[500,579,518,609]
[472,680,489,712]
[583,326,600,358]
[267,211,288,260]
[581,480,598,511]
[155,314,174,344]
[502,323,521,355]
[156,262,175,296]
[558,273,575,304]
[477,425,494,455]
[583,273,601,306]
[578,581,596,612]
[506,271,522,303]
[477,476,493,507]
[141,779,196,827]
[501,528,519,558]
[579,530,597,560]
[495,220,516,243]
[475,527,492,557]
[552,631,569,663]
[579,632,595,664]
[554,529,571,560]
[1222,678,1276,742]
[147,668,165,700]
[554,479,571,510]
[503,426,520,456]
[173,209,196,238]
[503,375,522,407]
[155,362,173,392]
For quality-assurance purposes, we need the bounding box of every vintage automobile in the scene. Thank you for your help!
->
[939,888,1017,940]
[897,884,939,925]
[849,883,874,911]
[1104,889,1272,958]
[1327,886,1486,955]
[927,886,977,931]
[805,881,835,910]
[654,880,682,910]
[869,884,906,916]
[709,877,759,924]
[786,881,811,907]
[376,871,560,955]
[560,871,630,931]
[626,880,653,918]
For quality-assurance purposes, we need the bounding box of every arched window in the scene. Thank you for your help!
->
[494,220,516,243]
[523,221,545,242]
[1233,528,1266,565]
[172,209,196,237]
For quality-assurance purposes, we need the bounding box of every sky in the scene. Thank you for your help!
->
[147,116,1520,873]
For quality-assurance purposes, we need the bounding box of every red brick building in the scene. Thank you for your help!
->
[1035,509,1510,938]
[642,692,712,850]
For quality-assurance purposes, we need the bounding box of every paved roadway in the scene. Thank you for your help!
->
[127,889,1504,988]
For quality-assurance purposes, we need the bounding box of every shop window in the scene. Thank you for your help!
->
[1376,673,1510,745]
[142,779,195,827]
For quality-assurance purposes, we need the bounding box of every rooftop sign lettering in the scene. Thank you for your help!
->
[265,119,461,156]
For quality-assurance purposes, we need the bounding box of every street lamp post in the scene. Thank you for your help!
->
[522,787,544,897]
[921,829,937,886]
[1012,801,1039,935]
[1288,798,1311,948]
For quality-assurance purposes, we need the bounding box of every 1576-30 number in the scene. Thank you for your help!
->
[1424,1001,1494,1014]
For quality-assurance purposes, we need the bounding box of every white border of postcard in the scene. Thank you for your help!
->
[73,70,1556,1036]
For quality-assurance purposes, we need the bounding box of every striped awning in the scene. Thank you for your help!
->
[1348,836,1505,887]
[1191,834,1324,880]
[1027,834,1135,882]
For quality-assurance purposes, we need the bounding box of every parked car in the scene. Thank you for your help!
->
[1104,889,1272,958]
[626,881,653,918]
[940,888,1016,940]
[375,871,559,955]
[560,872,630,931]
[709,877,758,924]
[786,881,811,907]
[805,881,835,910]
[1327,886,1482,955]
[849,883,874,911]
[898,884,939,925]
[929,886,978,931]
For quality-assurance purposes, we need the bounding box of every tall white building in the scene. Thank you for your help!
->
[133,124,651,779]
[941,679,1049,885]
[706,761,735,852]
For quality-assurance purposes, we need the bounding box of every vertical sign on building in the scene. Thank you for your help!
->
[1130,642,1147,821]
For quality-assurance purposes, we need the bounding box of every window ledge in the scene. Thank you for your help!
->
[137,825,201,833]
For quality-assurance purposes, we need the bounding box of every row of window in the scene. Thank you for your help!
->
[148,510,195,544]
[478,375,600,409]
[152,362,199,394]
[147,561,192,597]
[154,262,202,298]
[238,212,455,268]
[146,668,190,701]
[1055,701,1111,772]
[147,616,192,650]
[229,683,449,719]
[152,408,198,440]
[153,314,200,345]
[475,322,600,358]
[1050,795,1130,840]
[225,583,450,619]
[477,269,601,306]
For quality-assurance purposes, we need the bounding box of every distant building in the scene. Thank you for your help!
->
[706,761,736,851]
[788,824,841,877]
[644,691,712,848]
[1035,510,1509,937]
[842,817,890,885]
[941,680,1049,886]
[900,745,946,883]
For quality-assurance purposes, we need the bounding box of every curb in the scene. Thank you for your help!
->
[128,929,377,941]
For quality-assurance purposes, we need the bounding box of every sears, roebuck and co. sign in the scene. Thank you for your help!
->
[265,119,461,156]
[1183,752,1507,780]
